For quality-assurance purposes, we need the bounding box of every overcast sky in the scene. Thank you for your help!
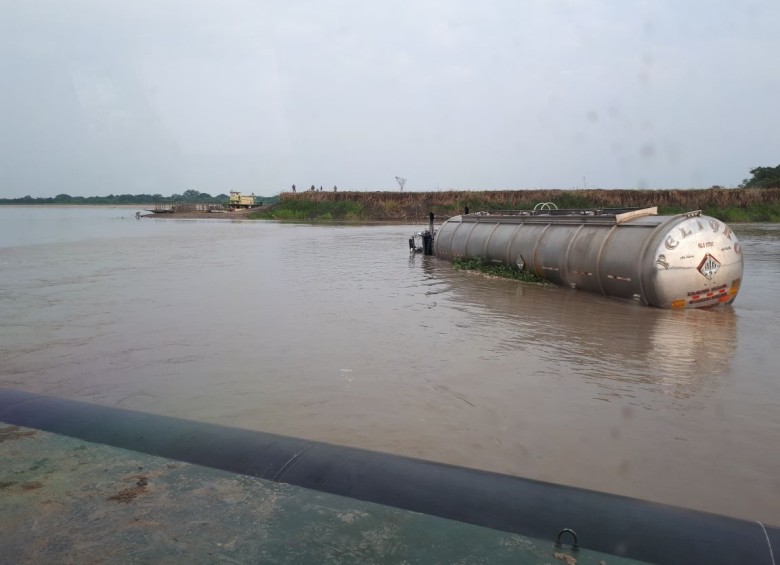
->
[1,1,778,197]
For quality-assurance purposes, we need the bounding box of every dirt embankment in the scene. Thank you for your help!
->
[142,188,780,222]
[141,207,268,220]
[279,187,779,214]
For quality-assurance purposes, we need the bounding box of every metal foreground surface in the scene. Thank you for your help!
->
[0,423,643,565]
[1,390,778,565]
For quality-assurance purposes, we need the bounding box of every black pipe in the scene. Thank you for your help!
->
[0,389,776,565]
[422,232,433,255]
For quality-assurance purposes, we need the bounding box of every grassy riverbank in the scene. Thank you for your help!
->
[248,188,780,222]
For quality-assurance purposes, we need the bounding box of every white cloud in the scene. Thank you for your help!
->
[1,0,779,196]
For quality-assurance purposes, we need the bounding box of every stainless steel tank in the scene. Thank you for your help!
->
[434,207,743,309]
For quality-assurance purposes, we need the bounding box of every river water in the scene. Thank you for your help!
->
[1,206,778,525]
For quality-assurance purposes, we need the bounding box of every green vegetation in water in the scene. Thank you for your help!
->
[452,257,546,283]
[249,199,365,220]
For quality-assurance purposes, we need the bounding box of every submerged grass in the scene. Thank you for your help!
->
[452,257,546,283]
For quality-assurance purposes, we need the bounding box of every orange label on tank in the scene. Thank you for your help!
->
[671,299,686,309]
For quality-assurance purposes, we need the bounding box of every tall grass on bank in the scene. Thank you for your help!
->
[249,198,364,220]
[252,188,780,222]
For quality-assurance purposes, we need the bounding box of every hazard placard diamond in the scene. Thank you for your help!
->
[697,254,721,280]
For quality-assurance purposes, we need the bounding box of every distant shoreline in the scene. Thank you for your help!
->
[248,188,780,223]
[3,188,779,222]
[0,204,148,208]
[141,208,259,220]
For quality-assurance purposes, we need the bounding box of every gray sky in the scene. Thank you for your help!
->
[1,0,778,197]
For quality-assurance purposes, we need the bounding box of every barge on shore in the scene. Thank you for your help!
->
[421,207,743,309]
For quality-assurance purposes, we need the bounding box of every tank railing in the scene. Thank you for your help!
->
[471,207,645,217]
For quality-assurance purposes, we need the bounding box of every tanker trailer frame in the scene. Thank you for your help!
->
[432,207,743,309]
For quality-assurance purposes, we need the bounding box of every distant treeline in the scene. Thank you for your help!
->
[250,188,780,222]
[0,191,227,205]
[0,190,279,206]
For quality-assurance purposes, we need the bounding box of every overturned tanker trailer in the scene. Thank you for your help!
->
[429,207,743,309]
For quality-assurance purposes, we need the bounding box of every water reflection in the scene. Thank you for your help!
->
[1,216,776,524]
[419,255,737,400]
[734,224,780,281]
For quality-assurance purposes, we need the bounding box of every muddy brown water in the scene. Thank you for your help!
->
[1,207,778,524]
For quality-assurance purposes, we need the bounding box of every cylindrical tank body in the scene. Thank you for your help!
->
[434,209,743,309]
